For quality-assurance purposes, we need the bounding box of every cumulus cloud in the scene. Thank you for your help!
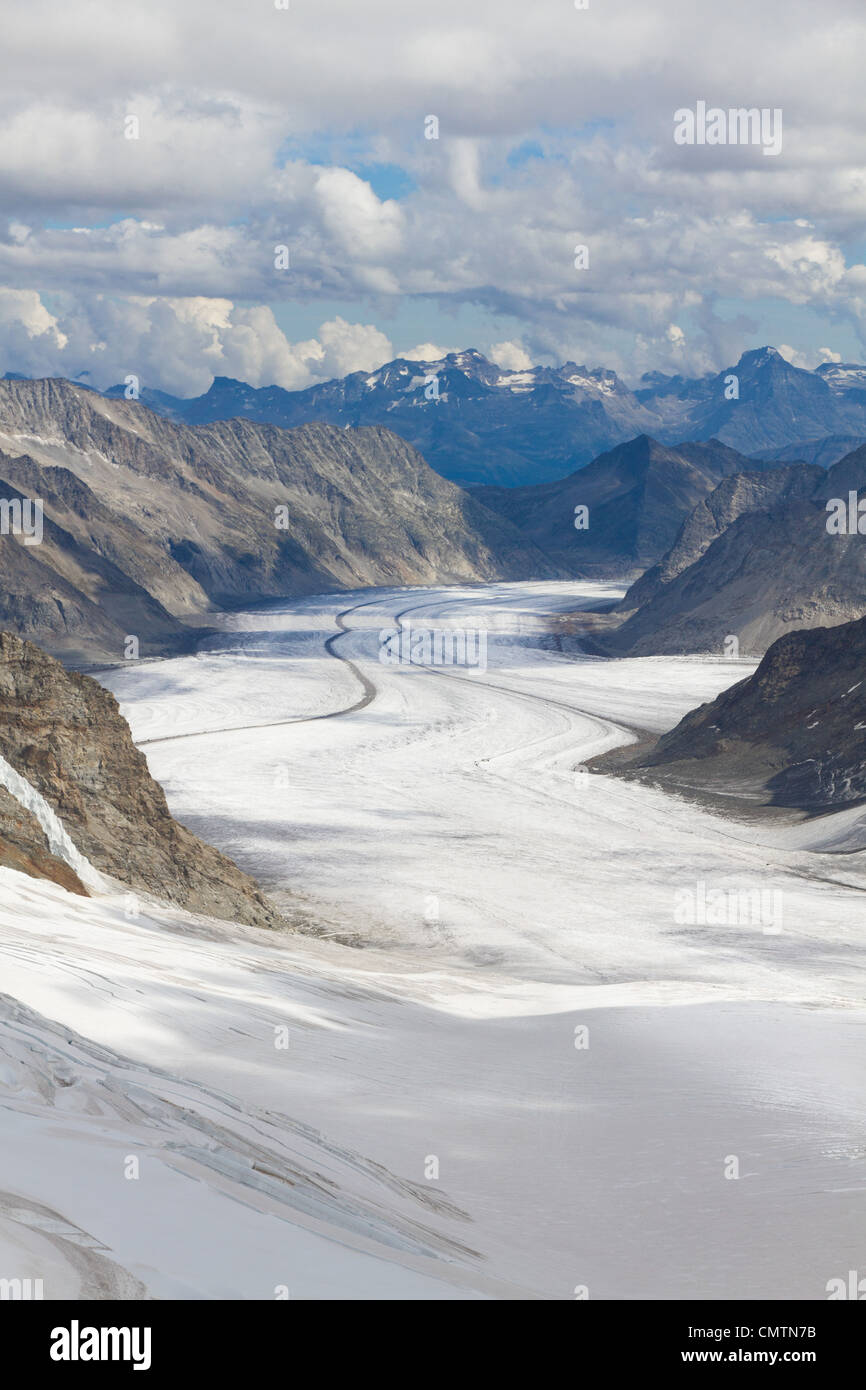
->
[778,343,844,370]
[488,340,533,371]
[294,317,394,383]
[0,292,395,395]
[0,0,864,377]
[0,289,67,348]
[313,169,404,262]
[0,288,70,376]
[400,343,457,361]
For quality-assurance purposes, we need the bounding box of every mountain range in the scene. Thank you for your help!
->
[593,445,866,657]
[475,435,766,577]
[63,345,866,487]
[5,370,866,667]
[1,348,865,880]
[0,377,561,663]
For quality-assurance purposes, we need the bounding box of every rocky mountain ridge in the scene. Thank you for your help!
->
[591,445,866,656]
[0,377,562,663]
[475,435,764,576]
[0,631,283,928]
[607,613,866,813]
[75,344,866,486]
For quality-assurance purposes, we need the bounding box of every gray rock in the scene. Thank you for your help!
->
[0,631,284,928]
[0,378,563,663]
[614,614,866,811]
[476,435,761,577]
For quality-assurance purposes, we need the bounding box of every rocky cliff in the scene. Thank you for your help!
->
[608,614,866,811]
[593,448,866,657]
[0,631,283,928]
[616,464,823,617]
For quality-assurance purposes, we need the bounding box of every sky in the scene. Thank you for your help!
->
[1,0,865,395]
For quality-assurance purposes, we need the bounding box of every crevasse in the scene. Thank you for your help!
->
[0,751,104,891]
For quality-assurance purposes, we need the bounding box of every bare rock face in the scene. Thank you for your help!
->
[0,785,88,894]
[0,632,284,928]
[0,379,563,663]
[0,460,205,668]
[617,464,823,616]
[476,435,762,577]
[596,450,866,657]
[610,614,866,811]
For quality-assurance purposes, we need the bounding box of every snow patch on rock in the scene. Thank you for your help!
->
[0,752,104,890]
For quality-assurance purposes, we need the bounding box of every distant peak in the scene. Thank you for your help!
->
[737,345,785,367]
[597,433,663,467]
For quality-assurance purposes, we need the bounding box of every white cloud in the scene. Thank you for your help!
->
[778,343,844,369]
[777,343,810,368]
[0,289,67,348]
[0,289,70,378]
[0,292,394,395]
[296,317,394,382]
[0,1,865,375]
[488,340,533,370]
[400,343,456,361]
[313,168,404,261]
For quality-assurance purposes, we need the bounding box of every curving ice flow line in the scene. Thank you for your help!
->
[140,592,641,749]
[388,598,653,740]
[139,601,378,746]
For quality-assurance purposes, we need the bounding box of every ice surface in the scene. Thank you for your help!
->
[1,583,865,1299]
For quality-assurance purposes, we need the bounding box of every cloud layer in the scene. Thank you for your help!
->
[1,0,865,387]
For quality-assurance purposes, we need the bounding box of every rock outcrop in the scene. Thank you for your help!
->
[616,464,823,616]
[0,632,283,927]
[0,784,88,895]
[608,614,866,811]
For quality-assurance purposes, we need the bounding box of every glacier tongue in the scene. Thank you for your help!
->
[0,752,104,891]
